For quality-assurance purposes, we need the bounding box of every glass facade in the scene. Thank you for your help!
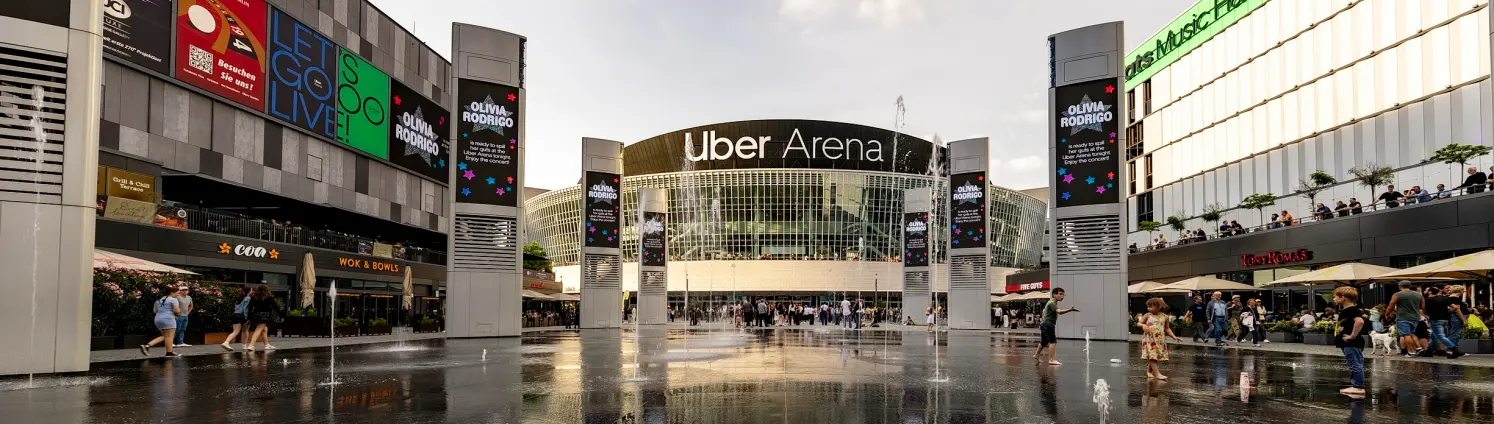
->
[1126,0,1494,240]
[525,169,1045,270]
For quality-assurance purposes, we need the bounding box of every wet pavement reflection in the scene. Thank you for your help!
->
[2,327,1492,423]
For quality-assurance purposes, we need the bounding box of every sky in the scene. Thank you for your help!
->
[370,0,1195,191]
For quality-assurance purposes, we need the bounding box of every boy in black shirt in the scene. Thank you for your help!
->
[1333,287,1367,396]
[1376,185,1403,209]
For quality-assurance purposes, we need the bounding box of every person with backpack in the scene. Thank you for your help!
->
[140,286,184,357]
[244,285,284,351]
[220,289,252,351]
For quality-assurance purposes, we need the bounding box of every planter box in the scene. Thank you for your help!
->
[363,325,392,336]
[183,332,206,345]
[334,326,359,337]
[91,336,118,351]
[1459,339,1493,354]
[282,316,329,337]
[414,322,442,333]
[1303,333,1332,345]
[1267,332,1301,343]
[202,332,234,345]
[121,334,151,349]
[1175,328,1196,338]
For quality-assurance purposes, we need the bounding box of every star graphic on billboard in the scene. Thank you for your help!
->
[461,188,471,196]
[1107,172,1115,179]
[1057,168,1067,175]
[507,93,516,101]
[1085,176,1095,184]
[486,176,496,184]
[458,162,467,170]
[1061,192,1071,200]
[462,170,475,180]
[393,96,402,106]
[1096,186,1107,193]
[1063,94,1112,135]
[1062,174,1075,183]
[1105,85,1115,93]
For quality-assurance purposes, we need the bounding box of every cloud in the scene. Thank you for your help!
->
[778,0,842,22]
[855,0,926,27]
[999,108,1047,125]
[997,155,1046,172]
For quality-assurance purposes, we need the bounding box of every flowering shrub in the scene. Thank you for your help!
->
[92,268,243,336]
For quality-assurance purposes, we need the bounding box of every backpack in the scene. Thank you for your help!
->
[233,296,251,316]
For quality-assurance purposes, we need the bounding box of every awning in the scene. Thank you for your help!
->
[94,250,198,274]
[522,290,554,300]
[550,292,580,302]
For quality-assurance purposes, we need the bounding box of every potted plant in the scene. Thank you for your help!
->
[334,317,360,337]
[1303,319,1336,345]
[1128,313,1142,335]
[1171,316,1194,339]
[364,317,392,335]
[1266,320,1302,343]
[283,307,329,337]
[1461,326,1492,354]
[415,315,442,333]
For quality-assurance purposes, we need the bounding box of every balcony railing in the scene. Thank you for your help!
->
[1133,185,1490,254]
[137,201,447,265]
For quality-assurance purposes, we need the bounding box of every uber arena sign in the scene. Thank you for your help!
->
[685,128,884,163]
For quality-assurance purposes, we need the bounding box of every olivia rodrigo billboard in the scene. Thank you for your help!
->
[903,211,929,267]
[583,171,621,249]
[389,81,449,182]
[175,0,268,110]
[454,78,520,206]
[639,211,666,266]
[1053,78,1120,208]
[949,172,986,248]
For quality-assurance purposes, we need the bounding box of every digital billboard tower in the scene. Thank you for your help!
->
[946,137,991,330]
[580,138,625,329]
[447,24,526,338]
[1048,23,1128,341]
[635,188,668,325]
[901,188,932,319]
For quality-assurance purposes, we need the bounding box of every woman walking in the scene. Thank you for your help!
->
[243,286,284,351]
[141,286,184,357]
[220,289,252,351]
[1137,298,1182,380]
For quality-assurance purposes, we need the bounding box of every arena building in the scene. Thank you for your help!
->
[524,120,1046,309]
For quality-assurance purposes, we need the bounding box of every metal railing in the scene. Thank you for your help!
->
[1133,186,1489,253]
[145,201,447,265]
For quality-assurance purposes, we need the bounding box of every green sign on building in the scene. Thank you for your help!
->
[336,49,390,159]
[1124,0,1268,91]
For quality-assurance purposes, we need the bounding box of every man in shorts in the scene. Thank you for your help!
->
[1033,288,1080,365]
[1385,281,1424,357]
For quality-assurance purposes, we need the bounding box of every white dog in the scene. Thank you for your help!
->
[1370,330,1397,356]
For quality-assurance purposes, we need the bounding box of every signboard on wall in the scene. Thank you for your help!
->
[640,211,666,266]
[174,0,268,110]
[902,210,926,267]
[622,120,943,177]
[336,48,389,158]
[0,0,70,27]
[583,171,621,249]
[102,0,174,75]
[389,81,449,182]
[1053,78,1120,208]
[903,211,928,267]
[454,78,520,206]
[949,172,987,248]
[267,8,336,138]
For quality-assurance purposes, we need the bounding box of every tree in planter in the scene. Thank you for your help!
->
[1165,213,1186,239]
[1239,193,1277,229]
[1136,220,1162,246]
[1295,170,1336,216]
[1348,163,1395,205]
[1200,203,1224,234]
[1429,143,1492,188]
[523,241,553,272]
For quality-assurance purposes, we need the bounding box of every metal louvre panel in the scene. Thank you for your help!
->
[451,213,518,272]
[584,254,621,289]
[0,44,67,203]
[948,255,987,290]
[638,270,666,296]
[1053,215,1123,273]
[902,270,929,291]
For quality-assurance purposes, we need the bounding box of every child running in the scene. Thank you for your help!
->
[1033,288,1079,365]
[1138,298,1182,380]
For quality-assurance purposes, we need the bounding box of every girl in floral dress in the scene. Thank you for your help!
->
[1138,298,1183,380]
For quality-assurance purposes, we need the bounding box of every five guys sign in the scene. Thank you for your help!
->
[1240,249,1313,267]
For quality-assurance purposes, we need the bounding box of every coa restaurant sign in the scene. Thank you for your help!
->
[1240,249,1313,268]
[219,243,280,259]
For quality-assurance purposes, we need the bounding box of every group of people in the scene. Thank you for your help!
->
[727,299,889,329]
[1385,282,1475,359]
[1182,293,1270,347]
[140,285,282,358]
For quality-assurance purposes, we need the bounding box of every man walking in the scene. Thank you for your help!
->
[756,299,768,328]
[1032,288,1078,365]
[1184,296,1208,342]
[173,286,194,348]
[1206,291,1230,346]
[1386,281,1424,357]
[1421,284,1465,358]
[841,298,852,329]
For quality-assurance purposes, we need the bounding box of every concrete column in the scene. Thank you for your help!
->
[946,138,991,330]
[446,24,526,338]
[901,188,932,322]
[1048,22,1129,341]
[635,188,668,325]
[580,138,624,329]
[0,0,103,376]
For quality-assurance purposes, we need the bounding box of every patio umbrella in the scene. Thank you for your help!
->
[1152,275,1263,293]
[299,252,316,309]
[1127,281,1189,294]
[1017,291,1052,301]
[93,249,198,274]
[401,265,413,310]
[1374,249,1494,281]
[1263,262,1400,287]
[522,290,554,300]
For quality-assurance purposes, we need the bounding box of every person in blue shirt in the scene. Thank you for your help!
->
[1205,291,1231,346]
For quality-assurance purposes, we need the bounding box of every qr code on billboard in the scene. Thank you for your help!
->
[188,45,214,74]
